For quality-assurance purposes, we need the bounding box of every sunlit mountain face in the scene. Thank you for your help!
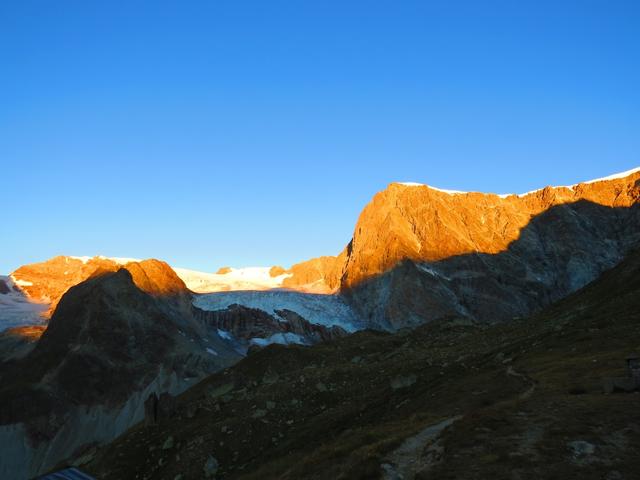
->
[1,167,639,479]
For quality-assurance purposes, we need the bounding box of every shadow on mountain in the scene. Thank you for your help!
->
[343,199,640,330]
[82,245,640,480]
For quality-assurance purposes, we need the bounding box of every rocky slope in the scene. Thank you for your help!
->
[0,263,241,480]
[284,168,640,329]
[81,247,640,480]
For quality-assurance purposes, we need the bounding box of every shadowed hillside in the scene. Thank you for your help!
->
[81,248,640,480]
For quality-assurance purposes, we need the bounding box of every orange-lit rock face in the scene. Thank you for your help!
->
[284,170,640,290]
[10,256,189,315]
[282,253,347,293]
[122,259,188,297]
[11,256,121,313]
[8,325,46,341]
[0,325,46,362]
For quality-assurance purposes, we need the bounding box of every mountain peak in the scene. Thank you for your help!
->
[9,256,190,315]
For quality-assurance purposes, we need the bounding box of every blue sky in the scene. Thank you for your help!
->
[1,1,639,273]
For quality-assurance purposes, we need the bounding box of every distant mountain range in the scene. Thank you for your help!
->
[1,167,638,478]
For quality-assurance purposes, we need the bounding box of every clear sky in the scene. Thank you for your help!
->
[1,1,639,273]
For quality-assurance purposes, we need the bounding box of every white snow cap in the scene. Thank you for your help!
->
[68,255,140,265]
[397,166,640,198]
[397,182,468,194]
[581,166,640,184]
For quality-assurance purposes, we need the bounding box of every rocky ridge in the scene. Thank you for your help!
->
[284,168,640,329]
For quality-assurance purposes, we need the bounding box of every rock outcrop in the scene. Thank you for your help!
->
[282,253,348,293]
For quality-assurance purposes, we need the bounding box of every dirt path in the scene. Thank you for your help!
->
[381,415,463,480]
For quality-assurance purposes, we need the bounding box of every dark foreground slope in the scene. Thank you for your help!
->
[83,250,640,480]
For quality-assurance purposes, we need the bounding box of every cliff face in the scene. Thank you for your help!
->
[342,172,639,288]
[285,169,640,328]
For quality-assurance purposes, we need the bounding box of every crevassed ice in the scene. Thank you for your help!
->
[194,290,361,332]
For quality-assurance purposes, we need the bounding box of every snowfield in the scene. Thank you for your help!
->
[173,267,292,293]
[0,276,48,332]
[69,255,140,265]
[193,290,362,332]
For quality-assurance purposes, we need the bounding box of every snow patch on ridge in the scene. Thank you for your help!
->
[582,166,640,184]
[416,263,451,281]
[397,183,467,195]
[398,166,640,198]
[249,332,307,347]
[217,329,233,341]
